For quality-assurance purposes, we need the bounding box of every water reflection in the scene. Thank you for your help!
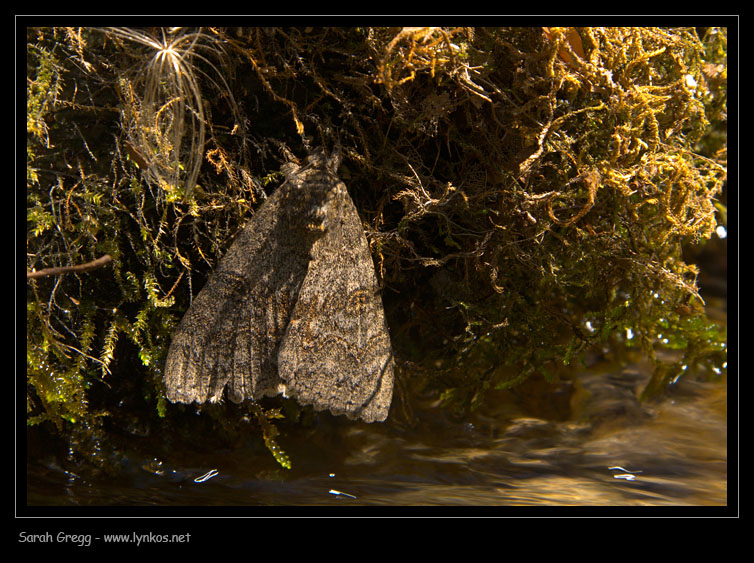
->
[27,354,726,506]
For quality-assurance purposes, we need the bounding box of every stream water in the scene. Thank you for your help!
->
[25,312,728,508]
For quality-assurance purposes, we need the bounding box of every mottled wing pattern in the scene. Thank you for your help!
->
[164,149,394,422]
[163,178,317,404]
[278,173,394,422]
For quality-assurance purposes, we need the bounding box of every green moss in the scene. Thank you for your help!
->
[251,404,292,470]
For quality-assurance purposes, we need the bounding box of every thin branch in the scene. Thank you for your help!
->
[27,254,113,280]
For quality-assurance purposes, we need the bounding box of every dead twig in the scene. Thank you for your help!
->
[27,254,113,280]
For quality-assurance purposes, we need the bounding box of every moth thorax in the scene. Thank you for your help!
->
[304,203,328,233]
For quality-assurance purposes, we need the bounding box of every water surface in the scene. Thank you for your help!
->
[26,352,727,508]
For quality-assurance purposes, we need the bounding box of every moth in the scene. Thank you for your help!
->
[164,149,394,423]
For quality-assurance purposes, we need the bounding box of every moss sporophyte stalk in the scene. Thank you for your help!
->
[26,26,727,469]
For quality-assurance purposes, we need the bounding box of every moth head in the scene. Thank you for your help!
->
[305,145,341,173]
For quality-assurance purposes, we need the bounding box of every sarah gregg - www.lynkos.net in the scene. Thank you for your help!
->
[18,531,191,547]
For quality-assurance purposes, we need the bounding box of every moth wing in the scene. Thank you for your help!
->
[278,182,394,422]
[164,182,311,404]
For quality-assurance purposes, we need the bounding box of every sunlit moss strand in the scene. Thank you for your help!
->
[251,403,292,469]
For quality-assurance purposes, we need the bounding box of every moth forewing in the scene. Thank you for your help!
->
[164,149,394,423]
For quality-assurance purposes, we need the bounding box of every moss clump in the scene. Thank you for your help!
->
[26,26,727,468]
